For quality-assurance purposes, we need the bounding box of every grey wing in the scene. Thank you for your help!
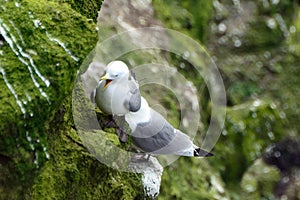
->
[161,130,194,154]
[130,70,137,80]
[126,79,141,112]
[90,89,96,103]
[91,80,103,103]
[94,80,110,113]
[132,109,193,154]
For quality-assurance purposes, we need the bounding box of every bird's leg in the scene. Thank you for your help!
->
[97,114,129,143]
[113,115,129,143]
[130,153,151,163]
[99,114,116,128]
[98,115,129,142]
[115,128,128,143]
[146,154,151,161]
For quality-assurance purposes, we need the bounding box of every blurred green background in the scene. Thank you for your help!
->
[0,0,300,199]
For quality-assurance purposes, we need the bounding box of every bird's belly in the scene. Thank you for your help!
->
[96,86,129,115]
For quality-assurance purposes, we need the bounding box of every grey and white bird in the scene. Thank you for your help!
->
[94,61,141,115]
[125,97,213,157]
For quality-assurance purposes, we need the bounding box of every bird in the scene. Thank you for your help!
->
[94,60,141,115]
[125,97,213,157]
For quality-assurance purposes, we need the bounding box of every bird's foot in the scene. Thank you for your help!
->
[99,115,116,128]
[115,128,128,143]
[98,115,129,143]
[131,154,151,163]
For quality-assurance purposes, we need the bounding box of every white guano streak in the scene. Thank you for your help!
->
[0,19,50,102]
[0,67,26,114]
[27,12,79,62]
[9,20,25,46]
[45,31,79,62]
[2,20,50,87]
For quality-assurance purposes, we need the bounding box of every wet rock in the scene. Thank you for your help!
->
[208,0,297,52]
[263,138,300,172]
[128,156,163,199]
[263,138,300,199]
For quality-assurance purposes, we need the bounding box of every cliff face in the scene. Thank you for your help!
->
[0,0,101,198]
[1,0,300,199]
[0,0,147,199]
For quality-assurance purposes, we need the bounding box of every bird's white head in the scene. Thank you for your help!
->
[101,60,130,90]
[103,61,129,80]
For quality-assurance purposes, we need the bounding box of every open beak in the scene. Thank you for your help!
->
[101,74,112,90]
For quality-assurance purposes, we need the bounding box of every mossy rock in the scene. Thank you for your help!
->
[51,0,102,22]
[240,159,280,200]
[210,99,285,186]
[152,0,213,43]
[288,8,300,55]
[0,0,99,198]
[0,0,148,199]
[159,157,228,200]
[29,100,144,200]
[244,18,285,49]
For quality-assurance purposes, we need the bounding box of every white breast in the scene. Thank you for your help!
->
[96,80,131,115]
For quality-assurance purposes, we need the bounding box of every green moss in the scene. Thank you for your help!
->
[210,99,285,186]
[50,0,103,21]
[227,81,262,105]
[0,0,98,198]
[288,8,300,55]
[30,110,144,200]
[242,0,298,49]
[27,77,144,199]
[257,0,298,17]
[240,159,280,200]
[159,158,228,200]
[152,0,213,43]
[244,19,285,49]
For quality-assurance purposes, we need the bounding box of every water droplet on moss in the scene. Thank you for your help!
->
[218,23,226,34]
[179,62,185,69]
[270,103,276,109]
[289,25,296,34]
[253,99,262,107]
[266,18,277,29]
[279,111,286,119]
[268,131,275,140]
[183,51,190,59]
[274,151,281,158]
[244,184,255,192]
[238,121,246,130]
[271,0,280,5]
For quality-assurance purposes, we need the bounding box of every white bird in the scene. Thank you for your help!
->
[94,61,141,115]
[125,97,213,157]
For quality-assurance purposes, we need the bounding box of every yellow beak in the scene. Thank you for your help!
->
[101,74,112,90]
[101,74,108,80]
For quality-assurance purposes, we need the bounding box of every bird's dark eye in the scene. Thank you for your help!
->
[114,74,119,77]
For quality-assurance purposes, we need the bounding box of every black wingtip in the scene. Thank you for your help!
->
[194,148,214,157]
